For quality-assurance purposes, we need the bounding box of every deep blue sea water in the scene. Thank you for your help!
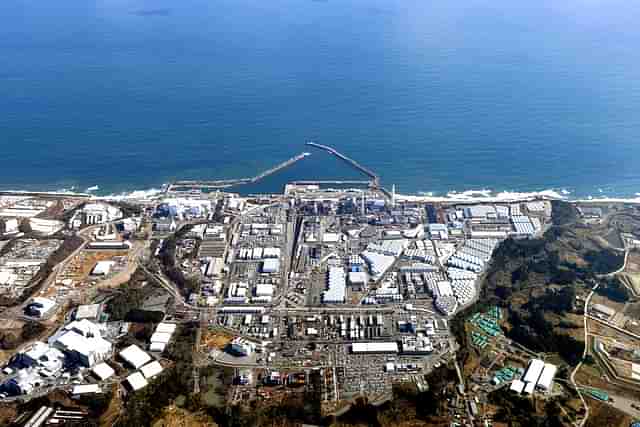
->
[2,0,640,198]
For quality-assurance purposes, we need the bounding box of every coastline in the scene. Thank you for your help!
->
[4,184,640,206]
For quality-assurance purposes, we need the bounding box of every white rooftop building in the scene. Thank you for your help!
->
[81,203,123,225]
[51,319,112,367]
[119,344,152,369]
[75,303,102,321]
[92,362,115,381]
[323,267,346,303]
[360,251,395,279]
[261,259,280,274]
[510,379,525,394]
[351,342,399,354]
[72,384,101,395]
[140,361,164,379]
[523,359,545,385]
[126,372,148,391]
[25,297,57,318]
[255,283,275,297]
[536,363,557,391]
[348,271,367,286]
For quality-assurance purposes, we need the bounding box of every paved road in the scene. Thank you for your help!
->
[571,283,599,427]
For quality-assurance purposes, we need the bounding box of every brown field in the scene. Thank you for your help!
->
[202,330,233,350]
[584,398,633,427]
[58,249,129,284]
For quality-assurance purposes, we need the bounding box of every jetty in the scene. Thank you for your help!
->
[305,142,380,187]
[291,180,371,186]
[168,152,310,192]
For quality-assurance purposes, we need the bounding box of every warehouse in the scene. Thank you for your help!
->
[119,344,151,369]
[510,379,525,394]
[126,372,148,391]
[205,257,224,277]
[72,384,101,395]
[348,271,367,290]
[463,205,496,220]
[261,258,280,274]
[523,359,545,384]
[51,320,112,367]
[24,297,57,318]
[351,342,399,354]
[323,266,346,303]
[255,283,275,297]
[536,363,557,391]
[92,362,115,381]
[140,361,164,379]
[75,303,101,321]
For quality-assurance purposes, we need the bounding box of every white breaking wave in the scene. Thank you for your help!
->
[86,185,99,192]
[398,188,567,204]
[98,187,164,201]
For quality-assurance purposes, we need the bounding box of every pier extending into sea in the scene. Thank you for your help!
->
[168,142,387,195]
[305,142,380,188]
[291,180,371,186]
[167,152,310,192]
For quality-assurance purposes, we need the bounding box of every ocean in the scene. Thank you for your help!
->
[1,0,640,199]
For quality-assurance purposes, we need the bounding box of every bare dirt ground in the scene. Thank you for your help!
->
[584,397,633,427]
[152,406,218,427]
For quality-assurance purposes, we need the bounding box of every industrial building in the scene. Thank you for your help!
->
[510,379,525,394]
[536,363,557,391]
[140,361,164,379]
[523,359,545,385]
[428,223,448,240]
[91,362,115,381]
[261,258,280,274]
[400,335,433,354]
[348,271,367,290]
[351,342,399,354]
[80,203,123,226]
[24,297,57,318]
[50,320,112,368]
[463,205,497,221]
[229,337,256,356]
[126,372,148,391]
[119,344,152,369]
[75,303,102,321]
[360,251,395,280]
[0,218,19,236]
[150,322,177,352]
[323,266,346,303]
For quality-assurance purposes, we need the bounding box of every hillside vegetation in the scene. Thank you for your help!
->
[457,201,624,366]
